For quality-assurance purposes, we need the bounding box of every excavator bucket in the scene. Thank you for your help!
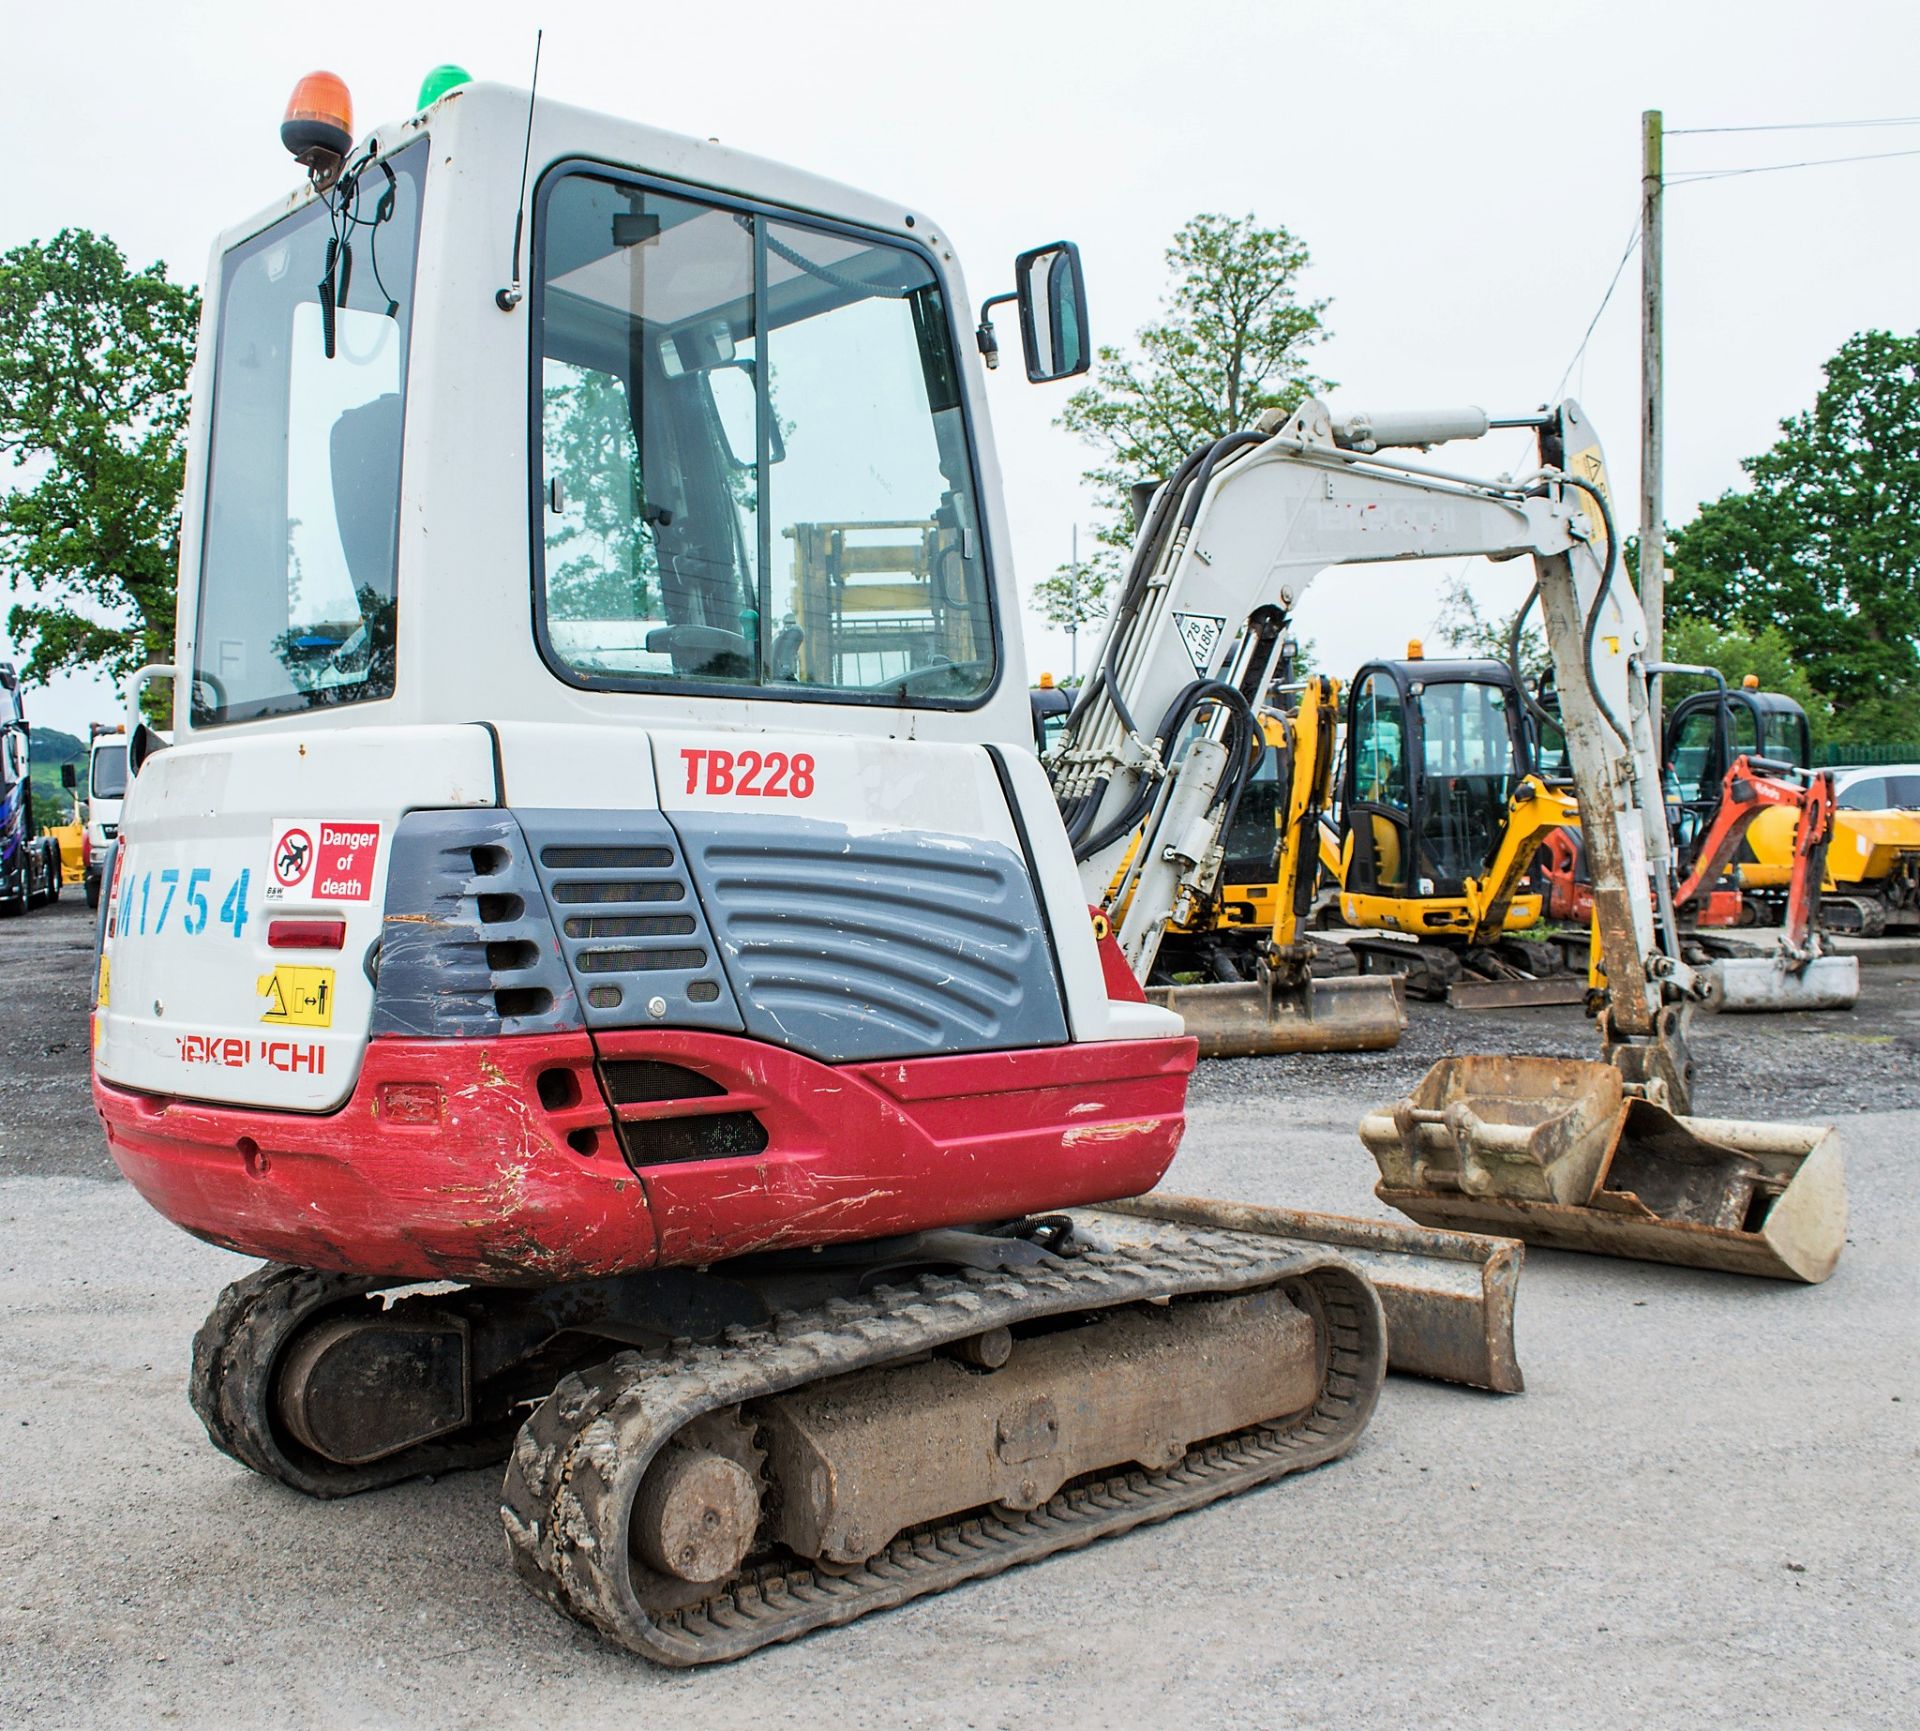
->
[1359,1056,1846,1282]
[1708,954,1860,1014]
[1146,974,1405,1058]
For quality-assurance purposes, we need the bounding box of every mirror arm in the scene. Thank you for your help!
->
[975,291,1016,369]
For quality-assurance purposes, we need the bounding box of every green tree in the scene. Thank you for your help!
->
[1659,616,1835,745]
[1431,572,1547,675]
[1058,212,1331,549]
[1665,329,1920,736]
[0,230,199,685]
[1031,547,1118,635]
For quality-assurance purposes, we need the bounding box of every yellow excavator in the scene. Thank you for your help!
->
[1316,647,1586,1006]
[1142,674,1406,1055]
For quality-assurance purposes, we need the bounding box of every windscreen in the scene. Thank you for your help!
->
[1416,678,1519,887]
[90,744,128,800]
[534,172,993,705]
[191,141,427,725]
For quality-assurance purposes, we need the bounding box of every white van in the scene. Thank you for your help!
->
[84,729,130,908]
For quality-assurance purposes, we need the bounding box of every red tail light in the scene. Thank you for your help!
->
[268,918,347,951]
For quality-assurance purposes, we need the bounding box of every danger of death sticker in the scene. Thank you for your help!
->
[267,818,381,902]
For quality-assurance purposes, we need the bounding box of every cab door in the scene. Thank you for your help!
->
[1664,693,1758,874]
[1342,670,1412,898]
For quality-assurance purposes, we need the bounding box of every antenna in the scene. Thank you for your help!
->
[495,29,544,311]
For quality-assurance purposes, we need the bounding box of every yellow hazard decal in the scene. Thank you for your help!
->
[1569,444,1614,564]
[96,955,110,1009]
[258,965,335,1028]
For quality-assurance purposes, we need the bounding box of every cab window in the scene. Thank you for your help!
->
[1352,676,1408,809]
[534,171,993,706]
[1414,678,1519,886]
[192,142,426,724]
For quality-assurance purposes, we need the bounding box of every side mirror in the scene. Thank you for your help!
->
[1013,241,1090,383]
[61,762,77,791]
[128,722,169,779]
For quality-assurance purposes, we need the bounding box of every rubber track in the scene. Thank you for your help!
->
[500,1215,1386,1665]
[190,1264,523,1498]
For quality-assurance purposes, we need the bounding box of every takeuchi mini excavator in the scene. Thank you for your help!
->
[93,74,1841,1664]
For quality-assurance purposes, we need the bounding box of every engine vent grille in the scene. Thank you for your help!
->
[675,814,1069,1062]
[520,810,743,1033]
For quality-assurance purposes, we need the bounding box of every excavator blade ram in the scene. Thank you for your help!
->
[1707,953,1860,1013]
[1360,1056,1845,1283]
[1145,974,1405,1058]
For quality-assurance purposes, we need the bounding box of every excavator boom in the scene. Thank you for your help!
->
[1054,397,1845,1280]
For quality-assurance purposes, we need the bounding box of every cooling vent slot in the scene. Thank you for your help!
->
[519,812,743,1033]
[599,1059,728,1105]
[617,1111,769,1166]
[597,1059,765,1168]
[371,811,579,1038]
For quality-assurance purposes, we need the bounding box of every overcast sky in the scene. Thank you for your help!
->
[6,0,1919,735]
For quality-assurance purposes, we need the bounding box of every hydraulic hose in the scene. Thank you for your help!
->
[1506,581,1559,734]
[1072,678,1257,864]
[1559,473,1632,749]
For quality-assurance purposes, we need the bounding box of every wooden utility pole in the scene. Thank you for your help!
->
[1640,109,1665,732]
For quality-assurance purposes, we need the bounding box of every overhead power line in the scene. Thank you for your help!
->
[1667,145,1920,185]
[1552,218,1642,402]
[1669,116,1920,135]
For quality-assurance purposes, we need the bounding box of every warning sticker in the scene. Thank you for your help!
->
[1173,612,1227,676]
[268,821,316,900]
[259,965,335,1028]
[267,818,380,902]
[313,821,381,901]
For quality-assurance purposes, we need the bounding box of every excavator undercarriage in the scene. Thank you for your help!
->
[193,1207,1387,1664]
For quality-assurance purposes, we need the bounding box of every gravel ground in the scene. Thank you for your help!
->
[2,897,1916,1728]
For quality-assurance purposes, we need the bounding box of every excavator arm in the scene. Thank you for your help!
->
[1269,675,1341,956]
[1457,776,1581,947]
[1056,397,1692,1075]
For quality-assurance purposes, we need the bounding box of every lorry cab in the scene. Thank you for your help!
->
[83,727,131,908]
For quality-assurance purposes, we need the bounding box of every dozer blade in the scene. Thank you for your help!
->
[1145,973,1405,1058]
[1360,1056,1846,1283]
[1102,1193,1524,1392]
[1708,953,1860,1013]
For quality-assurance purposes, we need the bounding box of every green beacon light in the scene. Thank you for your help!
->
[417,64,472,109]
